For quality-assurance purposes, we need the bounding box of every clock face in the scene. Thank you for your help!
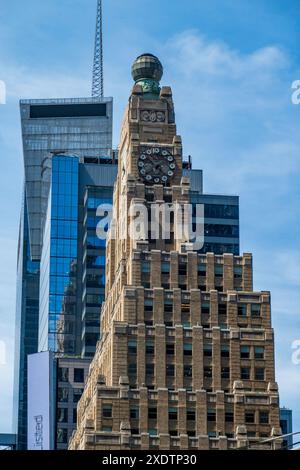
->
[137,146,176,184]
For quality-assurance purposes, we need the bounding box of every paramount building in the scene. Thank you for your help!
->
[69,54,282,450]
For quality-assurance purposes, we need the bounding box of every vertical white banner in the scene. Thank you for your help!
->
[28,351,55,450]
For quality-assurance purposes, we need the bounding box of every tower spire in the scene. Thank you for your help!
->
[92,0,104,98]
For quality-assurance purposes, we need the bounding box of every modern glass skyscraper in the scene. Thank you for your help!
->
[13,195,40,449]
[14,97,115,449]
[82,186,112,357]
[39,156,79,354]
[280,407,293,449]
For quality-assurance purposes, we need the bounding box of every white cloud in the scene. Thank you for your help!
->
[167,32,288,80]
[157,33,300,211]
[2,63,90,101]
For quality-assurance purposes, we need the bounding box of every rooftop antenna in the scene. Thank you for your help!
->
[92,0,104,98]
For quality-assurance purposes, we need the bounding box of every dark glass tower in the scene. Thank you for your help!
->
[13,195,40,450]
[14,97,115,449]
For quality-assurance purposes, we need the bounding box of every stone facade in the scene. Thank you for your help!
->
[69,56,281,451]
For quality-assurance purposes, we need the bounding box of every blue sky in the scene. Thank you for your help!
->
[0,0,299,438]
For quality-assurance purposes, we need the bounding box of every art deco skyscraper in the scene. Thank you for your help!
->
[70,54,282,450]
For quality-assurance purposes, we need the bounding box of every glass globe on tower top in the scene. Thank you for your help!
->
[131,53,163,97]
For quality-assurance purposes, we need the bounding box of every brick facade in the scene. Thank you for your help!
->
[69,57,281,451]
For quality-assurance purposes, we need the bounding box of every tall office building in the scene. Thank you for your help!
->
[14,97,115,449]
[15,93,241,450]
[38,153,117,356]
[69,54,281,451]
[280,407,293,449]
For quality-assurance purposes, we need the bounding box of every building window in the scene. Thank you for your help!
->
[164,300,173,313]
[146,363,154,376]
[58,367,69,382]
[131,428,139,435]
[204,204,239,220]
[166,364,175,377]
[130,407,139,419]
[85,333,98,347]
[161,262,170,274]
[57,408,68,423]
[225,412,234,422]
[57,428,68,444]
[251,304,261,317]
[103,405,113,418]
[218,304,227,315]
[203,345,212,357]
[207,410,216,422]
[73,388,83,404]
[144,299,153,312]
[149,429,157,436]
[74,368,84,383]
[240,346,250,359]
[221,367,230,379]
[241,367,250,380]
[187,409,196,421]
[102,426,112,432]
[245,411,255,424]
[128,363,137,376]
[58,388,69,403]
[238,304,247,317]
[181,303,189,313]
[146,341,154,355]
[148,407,157,420]
[128,340,137,355]
[204,367,212,378]
[179,262,187,276]
[221,345,230,358]
[255,368,265,381]
[142,262,150,273]
[234,266,243,279]
[241,367,251,380]
[184,343,193,356]
[169,408,178,420]
[73,408,77,424]
[259,411,269,424]
[184,365,192,377]
[202,302,210,314]
[198,264,206,276]
[214,265,223,278]
[254,346,265,359]
[166,343,175,355]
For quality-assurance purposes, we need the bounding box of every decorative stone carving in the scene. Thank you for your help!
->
[140,110,166,123]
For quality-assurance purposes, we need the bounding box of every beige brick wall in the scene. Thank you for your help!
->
[69,78,281,452]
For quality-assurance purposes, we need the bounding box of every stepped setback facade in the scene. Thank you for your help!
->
[69,54,281,450]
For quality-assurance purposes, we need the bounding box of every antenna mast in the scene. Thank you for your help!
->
[92,0,104,98]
